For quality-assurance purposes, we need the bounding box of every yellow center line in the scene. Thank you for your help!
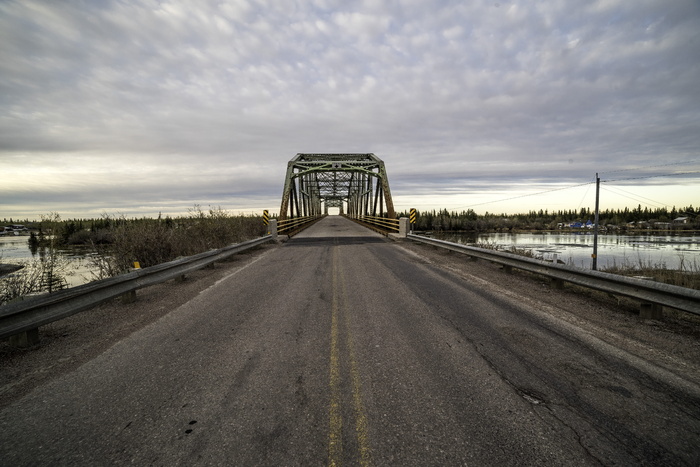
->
[339,259,372,467]
[328,246,372,467]
[329,249,342,466]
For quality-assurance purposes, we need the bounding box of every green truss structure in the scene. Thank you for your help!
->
[279,153,396,220]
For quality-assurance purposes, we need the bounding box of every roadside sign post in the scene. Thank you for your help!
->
[409,208,417,233]
[263,210,269,234]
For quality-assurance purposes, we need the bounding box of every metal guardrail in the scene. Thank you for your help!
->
[0,235,273,341]
[408,234,700,315]
[276,215,323,234]
[353,215,400,233]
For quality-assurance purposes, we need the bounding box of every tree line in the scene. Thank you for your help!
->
[398,204,698,232]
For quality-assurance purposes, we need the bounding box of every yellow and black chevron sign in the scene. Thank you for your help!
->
[409,208,417,224]
[263,210,269,226]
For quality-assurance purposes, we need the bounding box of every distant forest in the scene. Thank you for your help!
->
[3,203,698,235]
[398,204,699,232]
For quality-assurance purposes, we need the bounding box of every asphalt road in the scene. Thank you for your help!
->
[1,216,699,466]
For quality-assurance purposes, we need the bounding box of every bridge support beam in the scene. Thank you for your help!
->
[279,153,396,221]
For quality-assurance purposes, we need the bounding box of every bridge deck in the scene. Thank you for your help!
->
[294,214,385,239]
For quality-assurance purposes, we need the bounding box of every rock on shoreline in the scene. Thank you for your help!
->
[0,264,23,276]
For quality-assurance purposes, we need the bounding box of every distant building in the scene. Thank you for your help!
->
[673,217,689,224]
[627,221,650,229]
[1,225,28,235]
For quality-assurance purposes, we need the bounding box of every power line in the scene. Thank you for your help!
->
[600,185,667,209]
[601,185,667,207]
[576,182,592,211]
[451,181,594,210]
[433,165,698,212]
[603,170,700,183]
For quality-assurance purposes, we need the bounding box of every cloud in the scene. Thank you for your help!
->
[1,0,699,218]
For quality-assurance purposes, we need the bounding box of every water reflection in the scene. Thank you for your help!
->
[0,235,96,287]
[431,232,700,270]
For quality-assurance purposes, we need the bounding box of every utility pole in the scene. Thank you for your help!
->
[592,173,600,270]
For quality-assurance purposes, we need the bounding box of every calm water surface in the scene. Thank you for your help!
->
[0,235,96,287]
[431,231,700,270]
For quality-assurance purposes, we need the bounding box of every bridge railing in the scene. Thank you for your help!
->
[351,215,400,234]
[407,234,700,316]
[0,235,273,345]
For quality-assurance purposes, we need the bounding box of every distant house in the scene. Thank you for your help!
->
[2,225,28,235]
[673,217,689,224]
[627,221,650,229]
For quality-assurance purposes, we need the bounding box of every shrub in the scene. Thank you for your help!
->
[93,207,265,275]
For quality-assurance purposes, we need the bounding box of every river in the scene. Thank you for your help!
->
[429,231,700,270]
[0,235,97,288]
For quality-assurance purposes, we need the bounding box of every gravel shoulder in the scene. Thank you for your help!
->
[2,239,699,410]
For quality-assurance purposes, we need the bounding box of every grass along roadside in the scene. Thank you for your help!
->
[600,257,700,290]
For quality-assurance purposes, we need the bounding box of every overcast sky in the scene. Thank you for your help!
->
[1,0,699,220]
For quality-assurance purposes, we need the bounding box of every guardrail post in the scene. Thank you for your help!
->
[551,278,565,289]
[8,328,39,347]
[636,276,663,320]
[398,217,409,238]
[121,290,137,303]
[269,219,278,240]
[640,302,663,320]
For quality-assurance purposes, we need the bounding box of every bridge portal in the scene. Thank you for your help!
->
[279,153,396,220]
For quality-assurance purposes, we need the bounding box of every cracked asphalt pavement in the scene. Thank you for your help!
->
[1,216,699,465]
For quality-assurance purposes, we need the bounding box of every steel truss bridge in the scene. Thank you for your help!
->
[279,153,396,221]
